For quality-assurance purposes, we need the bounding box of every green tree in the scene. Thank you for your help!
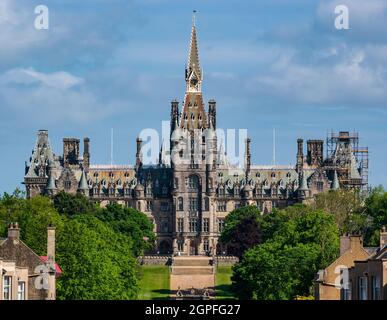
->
[231,206,339,300]
[95,202,156,256]
[56,214,138,300]
[313,189,368,235]
[53,191,98,217]
[363,186,387,246]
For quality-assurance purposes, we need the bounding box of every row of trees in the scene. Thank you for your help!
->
[220,187,387,300]
[0,190,155,300]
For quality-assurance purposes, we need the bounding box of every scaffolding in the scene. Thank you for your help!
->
[326,131,369,193]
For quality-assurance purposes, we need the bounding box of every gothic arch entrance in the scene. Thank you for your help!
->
[189,239,197,255]
[159,240,171,254]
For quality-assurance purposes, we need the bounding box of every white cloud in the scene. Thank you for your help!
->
[2,68,84,90]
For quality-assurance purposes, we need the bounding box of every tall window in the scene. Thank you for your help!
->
[161,202,169,212]
[189,218,198,232]
[234,202,241,210]
[343,281,352,301]
[178,218,184,232]
[189,198,198,211]
[188,175,199,190]
[372,276,380,300]
[146,201,153,212]
[359,277,368,300]
[3,276,12,300]
[317,181,324,192]
[204,197,210,211]
[217,201,227,212]
[203,218,209,233]
[178,197,184,211]
[17,282,25,300]
[218,219,225,233]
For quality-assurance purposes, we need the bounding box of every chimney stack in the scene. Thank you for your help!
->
[136,138,143,168]
[83,137,90,169]
[47,225,56,263]
[46,225,56,300]
[8,222,20,241]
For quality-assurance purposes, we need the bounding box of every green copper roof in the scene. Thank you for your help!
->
[298,171,309,191]
[331,170,340,190]
[78,170,89,191]
[46,172,57,190]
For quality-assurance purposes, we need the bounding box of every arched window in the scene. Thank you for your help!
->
[178,197,184,211]
[204,197,210,211]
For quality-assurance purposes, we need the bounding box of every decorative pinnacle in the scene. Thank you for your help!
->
[193,10,197,27]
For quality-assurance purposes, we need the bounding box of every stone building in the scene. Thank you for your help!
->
[23,17,368,256]
[345,227,387,300]
[0,223,60,300]
[314,235,375,300]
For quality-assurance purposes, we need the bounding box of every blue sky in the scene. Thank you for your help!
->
[0,0,386,194]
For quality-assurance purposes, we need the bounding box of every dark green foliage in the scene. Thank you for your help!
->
[95,202,156,256]
[220,205,262,258]
[230,206,339,300]
[53,191,98,216]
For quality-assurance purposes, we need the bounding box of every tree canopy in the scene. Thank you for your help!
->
[0,191,155,300]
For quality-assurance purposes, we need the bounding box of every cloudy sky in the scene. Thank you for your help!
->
[0,0,386,194]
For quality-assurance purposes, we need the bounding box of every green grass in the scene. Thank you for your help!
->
[138,265,170,300]
[215,265,236,300]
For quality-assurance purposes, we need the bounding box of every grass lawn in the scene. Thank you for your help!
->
[215,265,235,300]
[138,265,170,300]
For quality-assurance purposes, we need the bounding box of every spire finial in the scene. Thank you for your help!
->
[193,10,197,27]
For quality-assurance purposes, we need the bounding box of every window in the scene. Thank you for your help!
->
[189,198,198,211]
[17,282,25,300]
[161,202,170,212]
[218,219,225,233]
[317,181,324,192]
[178,218,184,232]
[203,239,209,252]
[146,201,153,212]
[234,202,241,210]
[125,187,130,196]
[217,201,227,212]
[189,218,198,232]
[3,276,12,300]
[372,276,380,300]
[109,187,115,196]
[188,175,199,190]
[218,188,225,197]
[343,281,352,300]
[204,197,210,211]
[64,180,71,190]
[178,197,184,211]
[203,218,209,233]
[359,277,368,300]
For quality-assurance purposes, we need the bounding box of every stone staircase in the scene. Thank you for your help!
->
[170,256,215,296]
[171,256,214,273]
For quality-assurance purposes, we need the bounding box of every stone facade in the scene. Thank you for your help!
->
[345,228,387,300]
[24,19,367,256]
[315,235,372,300]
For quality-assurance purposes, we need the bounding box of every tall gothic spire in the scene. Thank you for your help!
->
[186,10,202,82]
[180,11,207,130]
